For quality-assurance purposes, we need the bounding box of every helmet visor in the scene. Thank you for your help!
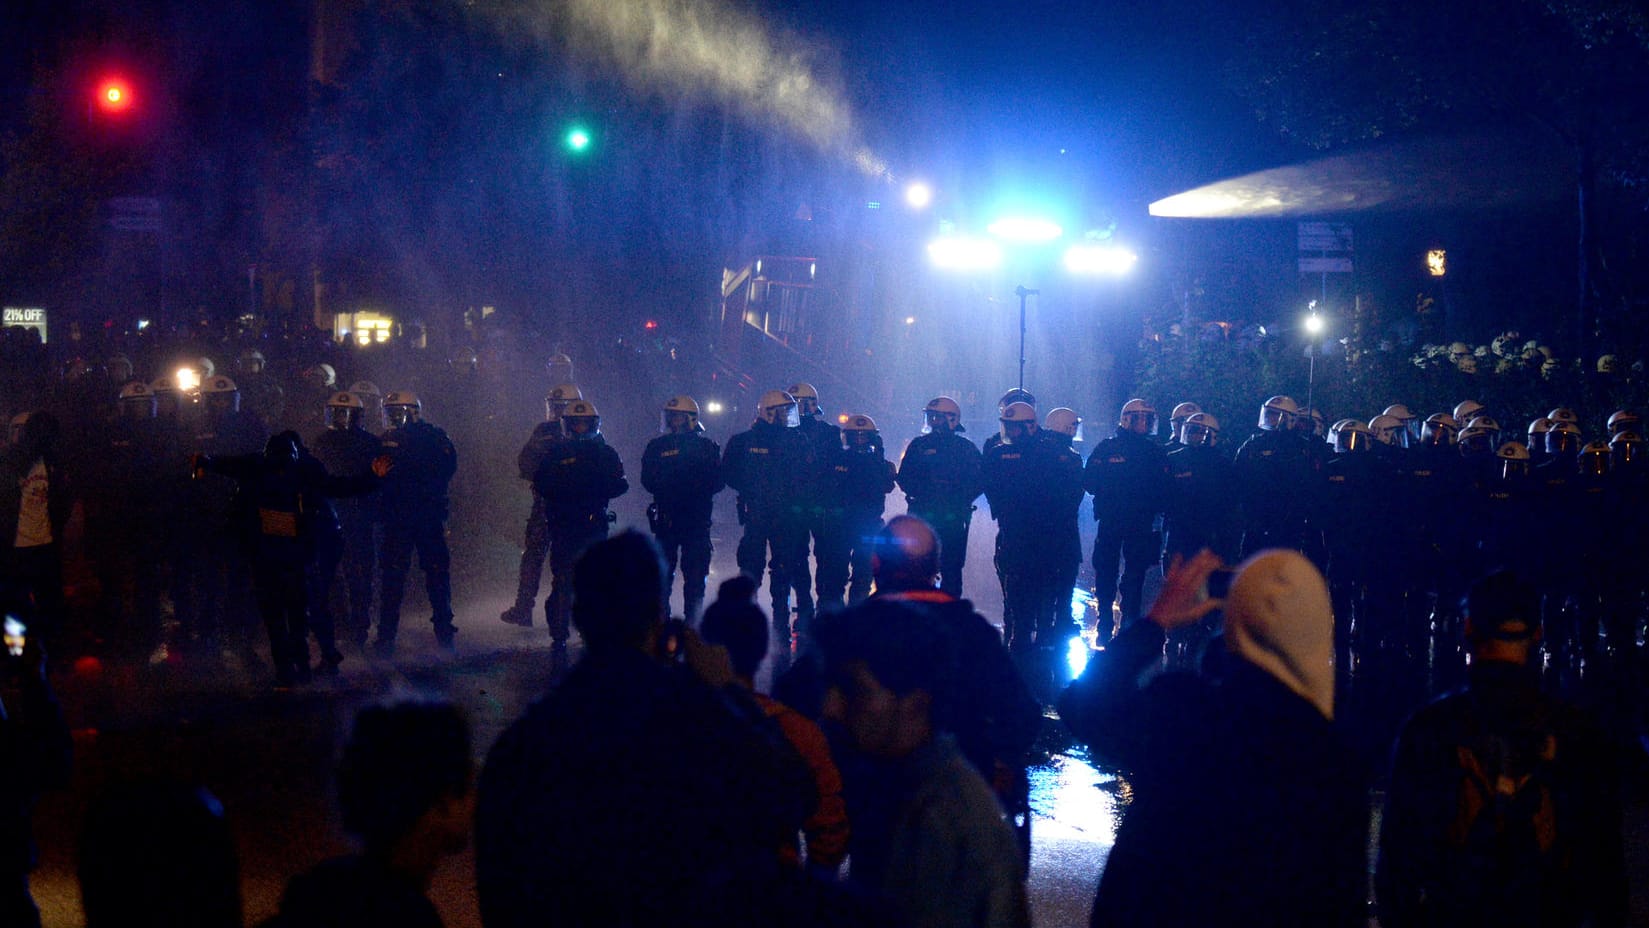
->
[326,405,361,430]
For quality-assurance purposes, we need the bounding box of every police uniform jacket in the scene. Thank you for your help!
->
[897,431,983,514]
[1083,428,1171,532]
[379,421,458,524]
[641,431,724,528]
[820,447,896,518]
[722,420,812,518]
[534,435,627,527]
[982,435,1084,538]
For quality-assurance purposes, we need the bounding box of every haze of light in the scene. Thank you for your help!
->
[474,0,885,175]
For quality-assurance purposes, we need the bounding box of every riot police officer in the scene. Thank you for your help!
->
[310,390,383,651]
[535,400,629,646]
[1162,412,1240,566]
[641,396,723,621]
[983,401,1084,654]
[788,382,838,621]
[1233,395,1323,561]
[376,391,458,655]
[92,382,179,655]
[501,383,581,627]
[175,375,268,662]
[896,396,984,598]
[236,348,286,427]
[722,390,813,643]
[815,414,896,609]
[1084,399,1171,641]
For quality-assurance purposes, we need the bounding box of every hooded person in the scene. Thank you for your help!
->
[1059,549,1367,928]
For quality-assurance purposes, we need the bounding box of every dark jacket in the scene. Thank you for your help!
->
[379,421,457,524]
[722,421,812,519]
[533,436,628,527]
[1083,429,1170,531]
[475,648,815,928]
[1376,661,1627,928]
[982,435,1084,542]
[206,453,376,565]
[820,448,896,519]
[641,432,724,528]
[1060,620,1368,928]
[897,430,983,516]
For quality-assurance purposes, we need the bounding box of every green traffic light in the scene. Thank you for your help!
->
[565,127,591,152]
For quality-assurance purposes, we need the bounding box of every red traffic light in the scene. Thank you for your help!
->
[96,79,133,114]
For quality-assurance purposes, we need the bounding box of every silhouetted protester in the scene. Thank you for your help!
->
[198,431,388,685]
[1376,571,1627,928]
[271,702,473,928]
[1059,549,1367,928]
[699,575,850,877]
[0,412,72,645]
[475,530,814,927]
[0,640,71,928]
[869,515,1041,861]
[79,781,242,928]
[818,598,1030,928]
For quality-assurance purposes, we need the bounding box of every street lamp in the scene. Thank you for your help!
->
[904,182,933,209]
[1304,302,1325,413]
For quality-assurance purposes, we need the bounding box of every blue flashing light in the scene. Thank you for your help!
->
[927,236,1002,270]
[987,217,1064,243]
[1063,244,1139,276]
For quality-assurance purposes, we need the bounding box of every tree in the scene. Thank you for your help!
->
[1222,0,1649,360]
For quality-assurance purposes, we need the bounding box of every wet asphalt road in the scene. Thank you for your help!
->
[22,493,1649,926]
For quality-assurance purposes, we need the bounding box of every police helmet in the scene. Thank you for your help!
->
[1547,407,1579,426]
[1368,414,1402,446]
[1182,412,1219,447]
[663,395,703,433]
[562,399,602,438]
[1259,395,1299,430]
[384,390,423,427]
[924,396,963,433]
[1333,419,1372,453]
[757,389,797,426]
[1610,431,1643,467]
[1421,413,1459,445]
[1119,398,1155,434]
[1453,400,1485,424]
[545,383,583,420]
[1579,440,1612,476]
[326,391,364,430]
[1045,407,1082,439]
[786,383,820,417]
[1606,410,1640,437]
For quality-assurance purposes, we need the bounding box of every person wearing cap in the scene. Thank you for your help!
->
[1377,570,1626,928]
[1060,549,1368,927]
[897,396,983,599]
